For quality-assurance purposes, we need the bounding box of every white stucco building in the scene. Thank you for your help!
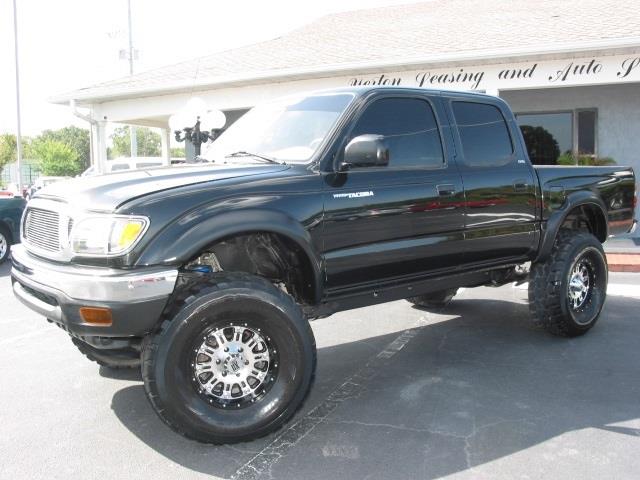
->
[52,0,640,212]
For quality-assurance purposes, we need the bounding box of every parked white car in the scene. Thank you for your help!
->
[81,157,186,177]
[26,176,71,200]
[109,157,165,172]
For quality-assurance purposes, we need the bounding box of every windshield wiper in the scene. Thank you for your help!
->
[225,151,283,165]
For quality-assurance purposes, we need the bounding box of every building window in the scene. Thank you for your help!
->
[577,110,596,156]
[516,110,597,165]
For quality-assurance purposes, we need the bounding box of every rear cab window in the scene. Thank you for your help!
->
[451,101,514,167]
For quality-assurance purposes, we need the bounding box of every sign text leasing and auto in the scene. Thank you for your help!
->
[347,54,640,91]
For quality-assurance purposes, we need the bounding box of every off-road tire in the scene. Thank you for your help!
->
[71,337,140,369]
[407,288,458,309]
[529,230,608,337]
[141,272,316,444]
[0,225,11,264]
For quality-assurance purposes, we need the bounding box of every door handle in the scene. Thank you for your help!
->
[513,179,528,192]
[437,184,456,197]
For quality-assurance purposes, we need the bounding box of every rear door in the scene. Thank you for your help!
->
[322,92,466,292]
[444,94,539,263]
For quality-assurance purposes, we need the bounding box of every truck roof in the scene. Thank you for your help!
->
[311,85,495,99]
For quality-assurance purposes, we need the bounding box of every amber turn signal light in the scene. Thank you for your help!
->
[79,307,113,326]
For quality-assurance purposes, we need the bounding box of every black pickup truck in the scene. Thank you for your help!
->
[0,196,26,264]
[11,87,636,444]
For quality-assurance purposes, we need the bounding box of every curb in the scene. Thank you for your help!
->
[607,253,640,273]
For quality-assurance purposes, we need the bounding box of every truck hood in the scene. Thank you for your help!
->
[35,163,289,212]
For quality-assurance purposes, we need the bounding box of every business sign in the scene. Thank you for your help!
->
[347,54,640,91]
[97,53,640,123]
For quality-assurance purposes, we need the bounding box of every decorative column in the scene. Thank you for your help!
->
[160,128,171,166]
[94,119,109,174]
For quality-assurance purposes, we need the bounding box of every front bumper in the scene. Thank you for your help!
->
[11,244,178,338]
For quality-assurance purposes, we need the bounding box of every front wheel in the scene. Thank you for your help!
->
[529,231,608,337]
[141,273,316,444]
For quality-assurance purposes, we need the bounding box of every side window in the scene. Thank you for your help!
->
[350,97,444,168]
[452,101,513,167]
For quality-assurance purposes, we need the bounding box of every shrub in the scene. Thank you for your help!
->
[556,153,616,166]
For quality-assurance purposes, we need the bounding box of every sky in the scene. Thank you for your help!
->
[0,0,418,137]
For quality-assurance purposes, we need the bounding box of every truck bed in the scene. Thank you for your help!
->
[534,165,636,236]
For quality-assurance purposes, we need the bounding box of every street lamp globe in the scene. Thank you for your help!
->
[184,97,207,120]
[200,109,226,131]
[168,112,188,132]
[170,100,226,161]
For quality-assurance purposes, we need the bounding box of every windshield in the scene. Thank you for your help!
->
[203,92,355,164]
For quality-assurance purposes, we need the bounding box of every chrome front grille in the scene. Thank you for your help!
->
[24,207,62,252]
[21,198,76,261]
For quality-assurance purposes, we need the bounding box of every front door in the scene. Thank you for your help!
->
[322,92,465,293]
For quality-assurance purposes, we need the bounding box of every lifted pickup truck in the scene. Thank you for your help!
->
[11,87,636,444]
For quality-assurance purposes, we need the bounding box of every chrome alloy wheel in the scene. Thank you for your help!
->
[0,232,7,259]
[568,260,593,311]
[191,324,278,408]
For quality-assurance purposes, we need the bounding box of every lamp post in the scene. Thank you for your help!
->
[169,101,226,162]
[127,0,137,158]
[12,0,23,196]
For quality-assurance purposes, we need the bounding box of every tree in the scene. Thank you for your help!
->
[38,126,90,170]
[110,126,161,159]
[0,133,34,172]
[0,134,17,172]
[519,125,560,165]
[31,139,83,176]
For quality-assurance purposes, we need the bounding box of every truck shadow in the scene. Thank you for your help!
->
[110,296,640,479]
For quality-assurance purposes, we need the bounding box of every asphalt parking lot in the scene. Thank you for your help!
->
[1,259,639,480]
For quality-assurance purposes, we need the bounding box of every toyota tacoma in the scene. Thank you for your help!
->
[11,87,636,443]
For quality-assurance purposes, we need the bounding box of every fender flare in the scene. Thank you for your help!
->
[535,190,608,263]
[136,208,324,304]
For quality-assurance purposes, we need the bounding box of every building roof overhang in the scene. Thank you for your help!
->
[51,37,640,107]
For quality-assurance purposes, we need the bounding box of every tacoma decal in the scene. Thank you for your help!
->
[332,191,374,199]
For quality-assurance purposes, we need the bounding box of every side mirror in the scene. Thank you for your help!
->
[341,134,389,170]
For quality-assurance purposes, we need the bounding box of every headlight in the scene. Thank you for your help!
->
[70,215,149,256]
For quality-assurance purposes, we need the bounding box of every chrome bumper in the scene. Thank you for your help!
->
[11,243,178,303]
[11,244,178,334]
[13,281,63,322]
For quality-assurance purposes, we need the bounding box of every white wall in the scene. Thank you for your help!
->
[500,84,640,169]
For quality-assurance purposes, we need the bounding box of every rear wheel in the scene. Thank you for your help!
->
[141,272,316,444]
[407,288,458,309]
[529,231,608,337]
